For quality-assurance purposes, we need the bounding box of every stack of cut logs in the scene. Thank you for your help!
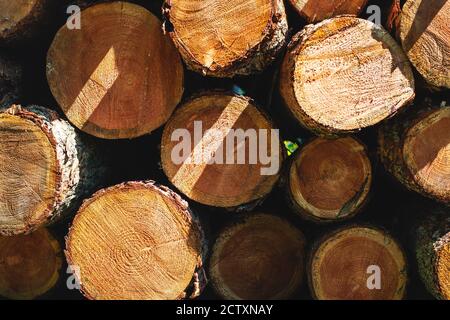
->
[0,0,448,300]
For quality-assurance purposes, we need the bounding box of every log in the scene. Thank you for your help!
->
[162,0,288,77]
[288,0,368,23]
[65,181,207,300]
[0,105,103,236]
[379,104,450,205]
[0,228,62,300]
[47,1,184,139]
[0,53,22,108]
[279,16,415,135]
[161,92,282,210]
[287,136,372,222]
[209,213,305,299]
[308,225,408,300]
[399,0,450,88]
[414,208,449,300]
[0,0,49,45]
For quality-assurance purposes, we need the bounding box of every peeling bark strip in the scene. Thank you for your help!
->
[0,53,22,109]
[209,214,305,300]
[0,0,49,45]
[163,0,288,78]
[65,181,207,300]
[287,136,372,223]
[0,228,62,300]
[279,16,415,135]
[379,104,450,205]
[0,105,103,236]
[288,0,368,23]
[400,0,450,88]
[161,92,282,209]
[414,208,450,300]
[47,1,184,139]
[308,226,407,300]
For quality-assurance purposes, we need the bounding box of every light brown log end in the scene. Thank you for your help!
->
[161,92,282,209]
[280,16,415,135]
[289,0,368,23]
[309,226,407,300]
[288,136,372,222]
[0,228,62,300]
[65,181,206,300]
[47,2,184,139]
[209,214,305,299]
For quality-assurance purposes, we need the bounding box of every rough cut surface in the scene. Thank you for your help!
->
[161,92,282,209]
[289,0,368,23]
[66,181,207,300]
[0,0,49,45]
[209,214,305,299]
[379,104,450,206]
[0,228,62,300]
[280,16,415,135]
[47,1,184,139]
[163,0,288,77]
[309,226,407,300]
[0,54,22,109]
[415,209,450,300]
[400,0,450,88]
[0,105,102,236]
[288,136,372,222]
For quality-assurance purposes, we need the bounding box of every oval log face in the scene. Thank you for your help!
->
[161,93,282,208]
[310,226,407,300]
[47,2,184,139]
[280,17,415,134]
[403,107,450,204]
[0,228,62,300]
[289,136,372,221]
[66,182,203,300]
[0,113,58,236]
[400,0,450,88]
[210,214,305,299]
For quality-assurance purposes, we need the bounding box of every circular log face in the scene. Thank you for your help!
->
[310,226,407,300]
[0,113,58,236]
[289,0,368,23]
[47,2,184,139]
[400,0,450,88]
[0,228,62,300]
[167,0,285,76]
[161,93,281,208]
[403,107,450,204]
[289,137,371,220]
[280,17,415,134]
[210,214,305,299]
[0,0,37,39]
[66,182,203,300]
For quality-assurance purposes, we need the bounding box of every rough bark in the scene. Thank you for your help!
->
[47,1,184,139]
[399,0,450,88]
[414,208,450,300]
[379,103,450,206]
[209,213,305,299]
[0,228,62,299]
[161,91,283,210]
[288,0,368,23]
[0,105,104,236]
[308,225,408,300]
[0,53,22,109]
[0,0,50,46]
[287,136,372,223]
[279,16,415,135]
[162,0,288,78]
[65,181,207,300]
